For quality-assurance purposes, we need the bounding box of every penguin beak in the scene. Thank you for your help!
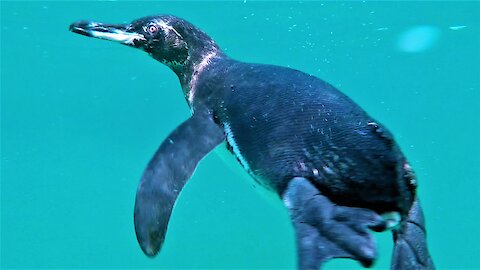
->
[69,20,146,47]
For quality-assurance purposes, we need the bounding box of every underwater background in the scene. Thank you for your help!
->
[2,1,479,269]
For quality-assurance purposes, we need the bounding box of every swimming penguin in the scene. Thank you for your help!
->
[69,15,434,269]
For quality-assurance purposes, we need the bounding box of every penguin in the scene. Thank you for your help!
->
[69,15,434,270]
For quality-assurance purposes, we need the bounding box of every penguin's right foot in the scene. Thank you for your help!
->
[282,177,435,270]
[282,177,386,269]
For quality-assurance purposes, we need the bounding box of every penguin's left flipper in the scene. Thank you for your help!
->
[134,107,225,257]
[282,177,387,270]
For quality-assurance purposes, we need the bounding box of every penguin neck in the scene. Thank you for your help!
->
[184,48,226,104]
[169,45,226,106]
[157,22,227,106]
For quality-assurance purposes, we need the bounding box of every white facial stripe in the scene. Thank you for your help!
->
[91,29,145,45]
[223,122,251,172]
[188,51,217,103]
[154,19,183,39]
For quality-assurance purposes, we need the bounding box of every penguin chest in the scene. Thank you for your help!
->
[213,123,282,206]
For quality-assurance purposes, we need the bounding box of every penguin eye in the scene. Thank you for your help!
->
[147,24,158,34]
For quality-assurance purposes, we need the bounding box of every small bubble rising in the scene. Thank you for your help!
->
[397,25,440,53]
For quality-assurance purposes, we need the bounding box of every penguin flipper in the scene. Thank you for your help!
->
[391,198,435,270]
[282,177,387,270]
[134,108,225,257]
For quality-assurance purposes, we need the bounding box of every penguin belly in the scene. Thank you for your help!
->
[214,140,284,211]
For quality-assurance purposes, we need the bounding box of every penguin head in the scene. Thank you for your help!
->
[129,15,190,67]
[69,15,216,69]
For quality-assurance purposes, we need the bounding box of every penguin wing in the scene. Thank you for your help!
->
[282,177,387,269]
[133,108,225,257]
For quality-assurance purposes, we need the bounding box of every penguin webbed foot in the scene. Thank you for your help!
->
[282,177,387,270]
[391,199,435,270]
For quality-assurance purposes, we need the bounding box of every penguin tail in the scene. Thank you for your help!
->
[391,198,435,270]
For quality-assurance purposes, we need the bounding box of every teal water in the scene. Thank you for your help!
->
[2,1,479,269]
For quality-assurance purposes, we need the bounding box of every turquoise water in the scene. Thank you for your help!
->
[2,1,479,269]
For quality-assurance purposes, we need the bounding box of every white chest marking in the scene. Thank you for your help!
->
[223,122,251,172]
[214,141,283,211]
